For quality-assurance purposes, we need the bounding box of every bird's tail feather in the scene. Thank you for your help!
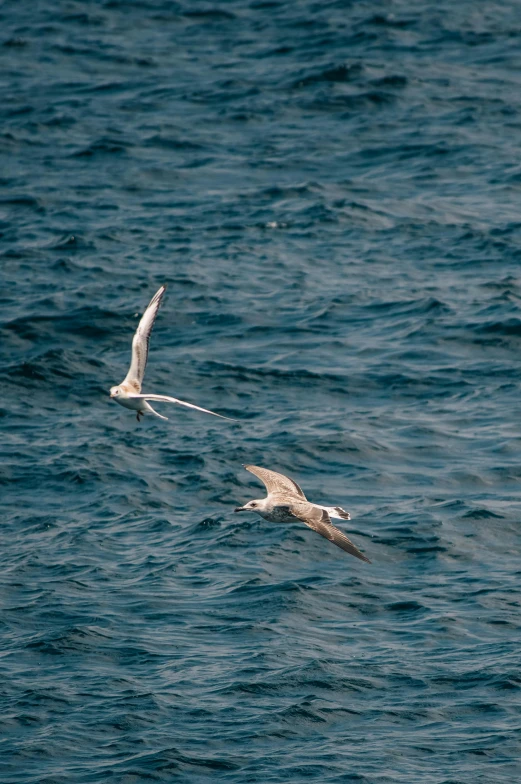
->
[146,404,168,420]
[322,505,351,520]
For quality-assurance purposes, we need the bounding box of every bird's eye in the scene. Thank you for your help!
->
[250,502,256,508]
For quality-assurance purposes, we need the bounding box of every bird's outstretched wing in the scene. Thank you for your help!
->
[127,393,235,421]
[290,501,371,563]
[123,286,166,392]
[244,465,306,499]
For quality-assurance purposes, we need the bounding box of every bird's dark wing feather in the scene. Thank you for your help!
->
[289,502,371,563]
[244,465,306,499]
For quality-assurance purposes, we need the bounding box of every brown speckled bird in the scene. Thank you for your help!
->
[235,465,371,563]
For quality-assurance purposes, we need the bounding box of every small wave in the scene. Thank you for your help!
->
[72,138,130,157]
[292,62,364,89]
[473,318,521,337]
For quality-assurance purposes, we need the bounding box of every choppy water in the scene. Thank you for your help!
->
[2,2,521,782]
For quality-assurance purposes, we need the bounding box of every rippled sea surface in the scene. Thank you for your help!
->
[2,1,521,782]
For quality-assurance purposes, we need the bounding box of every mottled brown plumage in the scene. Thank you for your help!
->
[236,465,370,563]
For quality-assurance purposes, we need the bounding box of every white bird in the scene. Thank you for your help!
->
[235,465,371,562]
[110,285,234,422]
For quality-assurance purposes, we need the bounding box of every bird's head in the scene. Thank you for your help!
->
[110,386,121,399]
[234,498,267,514]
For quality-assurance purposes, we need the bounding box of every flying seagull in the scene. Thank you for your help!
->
[110,285,233,422]
[235,465,370,562]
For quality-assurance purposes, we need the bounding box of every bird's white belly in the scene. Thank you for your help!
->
[115,395,145,412]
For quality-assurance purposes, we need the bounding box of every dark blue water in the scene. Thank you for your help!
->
[2,2,521,782]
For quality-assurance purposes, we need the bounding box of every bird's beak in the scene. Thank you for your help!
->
[109,392,116,398]
[234,506,247,513]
